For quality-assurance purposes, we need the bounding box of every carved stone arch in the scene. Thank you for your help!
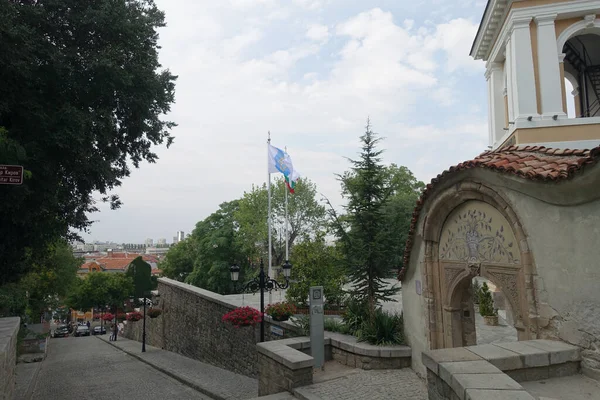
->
[420,181,539,350]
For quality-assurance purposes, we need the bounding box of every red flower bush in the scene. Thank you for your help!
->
[222,306,262,328]
[265,302,296,321]
[126,311,143,322]
[102,313,115,321]
[117,312,127,322]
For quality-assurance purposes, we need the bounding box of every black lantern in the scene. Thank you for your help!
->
[230,264,240,282]
[229,259,293,342]
[282,260,292,279]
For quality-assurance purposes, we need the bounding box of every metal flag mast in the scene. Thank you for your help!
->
[267,132,273,305]
[284,146,289,263]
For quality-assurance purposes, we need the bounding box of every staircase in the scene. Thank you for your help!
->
[564,42,600,117]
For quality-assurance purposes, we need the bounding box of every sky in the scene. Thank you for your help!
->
[82,0,490,244]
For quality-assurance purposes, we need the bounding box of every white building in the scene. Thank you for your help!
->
[472,0,600,150]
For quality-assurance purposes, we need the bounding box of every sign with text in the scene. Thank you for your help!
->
[270,325,283,337]
[0,165,24,185]
[309,286,324,369]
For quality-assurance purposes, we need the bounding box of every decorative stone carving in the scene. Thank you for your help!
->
[487,271,522,321]
[439,201,521,264]
[444,267,463,287]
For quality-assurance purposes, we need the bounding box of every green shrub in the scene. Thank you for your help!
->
[478,282,497,317]
[342,298,369,334]
[357,309,405,345]
[293,314,310,336]
[324,317,350,334]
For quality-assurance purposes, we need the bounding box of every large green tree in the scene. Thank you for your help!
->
[0,0,177,283]
[126,256,157,300]
[160,238,196,281]
[285,234,347,307]
[183,200,248,294]
[329,120,399,315]
[66,272,133,313]
[236,176,326,267]
[381,164,424,267]
[19,240,82,320]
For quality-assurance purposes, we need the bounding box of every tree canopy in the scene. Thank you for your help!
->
[67,272,133,312]
[126,256,157,299]
[330,120,402,313]
[236,177,326,267]
[0,0,177,283]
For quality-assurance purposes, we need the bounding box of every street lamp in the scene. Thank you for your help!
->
[230,258,292,342]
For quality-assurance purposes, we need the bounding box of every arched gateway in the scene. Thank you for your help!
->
[415,183,538,351]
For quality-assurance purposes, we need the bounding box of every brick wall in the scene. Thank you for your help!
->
[0,317,20,400]
[124,278,302,378]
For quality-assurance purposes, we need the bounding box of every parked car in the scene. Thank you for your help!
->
[92,326,106,335]
[74,325,90,337]
[52,325,69,338]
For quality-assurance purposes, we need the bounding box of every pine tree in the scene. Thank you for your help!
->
[329,119,399,316]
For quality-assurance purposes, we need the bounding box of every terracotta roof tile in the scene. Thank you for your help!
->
[398,145,600,281]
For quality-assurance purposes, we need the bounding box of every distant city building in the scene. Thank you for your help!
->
[145,247,170,255]
[145,238,154,246]
[93,243,111,252]
[173,236,178,244]
[157,238,167,245]
[177,231,185,242]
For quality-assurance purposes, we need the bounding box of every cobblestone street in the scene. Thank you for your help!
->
[294,368,428,400]
[31,336,210,400]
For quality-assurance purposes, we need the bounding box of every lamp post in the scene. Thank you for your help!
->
[142,293,147,353]
[230,258,292,342]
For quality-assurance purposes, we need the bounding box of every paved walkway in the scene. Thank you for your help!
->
[32,336,209,400]
[522,374,600,400]
[99,336,258,400]
[293,369,427,400]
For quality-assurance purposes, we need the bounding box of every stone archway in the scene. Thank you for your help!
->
[420,182,539,350]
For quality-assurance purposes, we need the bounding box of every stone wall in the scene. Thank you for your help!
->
[423,339,581,400]
[123,278,302,378]
[256,334,413,396]
[257,351,312,396]
[0,317,20,400]
[401,169,600,377]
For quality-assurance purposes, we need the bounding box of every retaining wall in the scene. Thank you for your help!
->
[123,278,302,378]
[0,317,20,400]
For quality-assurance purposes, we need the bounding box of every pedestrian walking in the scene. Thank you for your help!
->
[109,323,115,341]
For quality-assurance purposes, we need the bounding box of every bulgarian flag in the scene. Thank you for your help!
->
[268,144,300,194]
[285,169,300,194]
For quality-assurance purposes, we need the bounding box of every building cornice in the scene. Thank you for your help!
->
[473,0,600,62]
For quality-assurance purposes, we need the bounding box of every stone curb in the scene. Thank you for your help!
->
[97,336,225,400]
[292,387,324,400]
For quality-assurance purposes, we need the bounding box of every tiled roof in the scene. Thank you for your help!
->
[399,145,600,281]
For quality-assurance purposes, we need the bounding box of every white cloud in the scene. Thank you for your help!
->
[82,1,490,243]
[432,18,483,72]
[306,24,329,42]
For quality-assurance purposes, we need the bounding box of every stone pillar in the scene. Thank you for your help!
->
[535,14,567,119]
[486,63,506,146]
[508,17,539,122]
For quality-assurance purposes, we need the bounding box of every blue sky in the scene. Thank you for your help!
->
[83,0,490,243]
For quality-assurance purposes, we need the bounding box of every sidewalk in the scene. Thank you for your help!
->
[98,336,258,400]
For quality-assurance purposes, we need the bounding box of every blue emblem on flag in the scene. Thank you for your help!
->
[274,148,291,177]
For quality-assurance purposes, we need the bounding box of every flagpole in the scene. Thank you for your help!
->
[267,132,273,305]
[284,147,289,262]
